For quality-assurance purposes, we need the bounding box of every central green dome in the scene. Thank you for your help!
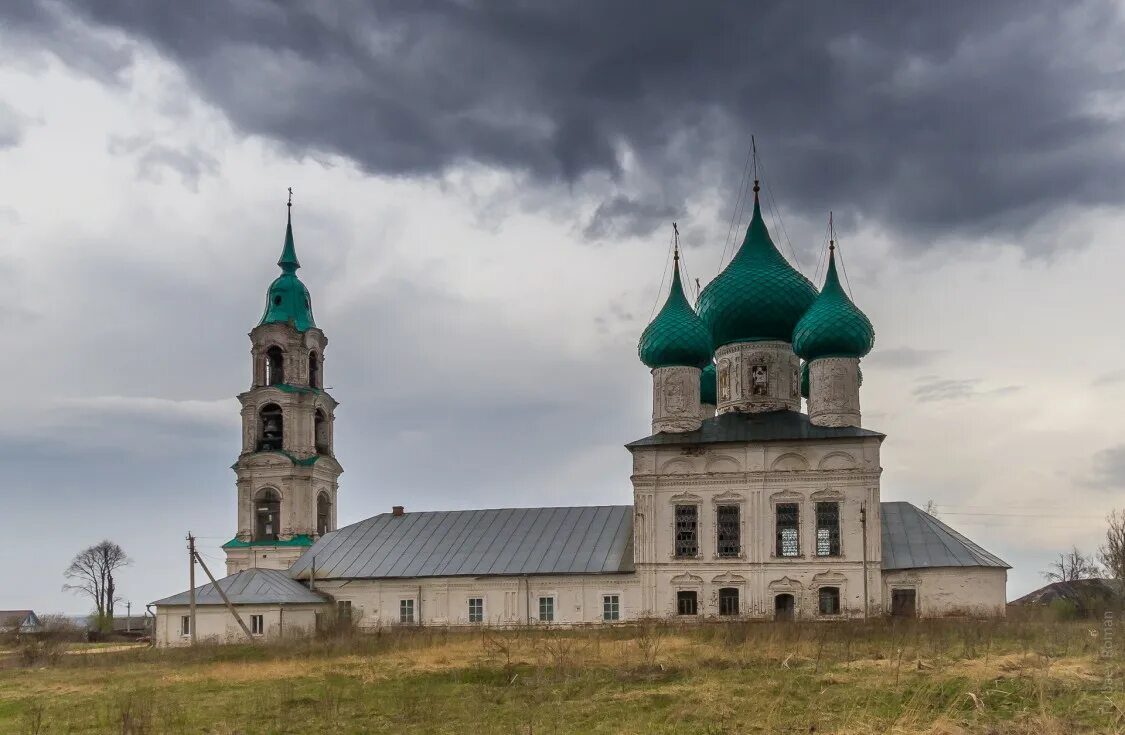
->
[698,187,817,348]
[792,247,874,361]
[259,208,316,332]
[638,253,712,369]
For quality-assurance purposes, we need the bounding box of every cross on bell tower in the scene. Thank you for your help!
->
[224,193,344,574]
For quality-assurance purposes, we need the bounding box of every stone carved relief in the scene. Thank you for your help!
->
[768,576,804,591]
[664,373,688,415]
[717,359,731,402]
[712,572,747,585]
[671,573,704,586]
[750,363,769,396]
[809,358,861,426]
[653,366,702,433]
[791,364,800,399]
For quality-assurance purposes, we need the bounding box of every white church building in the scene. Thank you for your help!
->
[152,185,1009,646]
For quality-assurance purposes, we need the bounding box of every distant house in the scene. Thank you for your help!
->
[110,616,153,637]
[1010,579,1124,615]
[0,610,42,636]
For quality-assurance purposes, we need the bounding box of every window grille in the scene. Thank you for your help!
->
[468,598,483,623]
[815,502,841,556]
[718,587,739,616]
[674,504,698,557]
[776,503,799,557]
[677,590,698,615]
[716,505,740,557]
[538,597,554,622]
[602,595,620,621]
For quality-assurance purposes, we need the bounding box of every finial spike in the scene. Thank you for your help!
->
[288,187,293,207]
[829,211,835,251]
[672,222,680,262]
[751,135,760,194]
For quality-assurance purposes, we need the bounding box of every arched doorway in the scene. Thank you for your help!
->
[774,593,795,621]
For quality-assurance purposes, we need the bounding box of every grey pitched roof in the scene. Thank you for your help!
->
[1010,578,1123,606]
[880,501,1009,570]
[289,505,635,581]
[151,568,326,607]
[627,411,884,448]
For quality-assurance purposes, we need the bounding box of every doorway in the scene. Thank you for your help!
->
[891,589,917,617]
[774,593,795,621]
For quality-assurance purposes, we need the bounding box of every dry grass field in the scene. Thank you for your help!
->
[1,617,1122,734]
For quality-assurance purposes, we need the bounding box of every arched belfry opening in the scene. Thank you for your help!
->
[315,408,330,455]
[258,403,283,451]
[254,489,281,541]
[308,351,320,389]
[265,346,285,386]
[317,491,331,536]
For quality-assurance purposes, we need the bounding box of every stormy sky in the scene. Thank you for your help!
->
[3,1,1125,614]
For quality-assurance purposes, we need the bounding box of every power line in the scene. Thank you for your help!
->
[647,225,677,319]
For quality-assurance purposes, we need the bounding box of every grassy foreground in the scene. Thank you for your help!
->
[1,618,1123,734]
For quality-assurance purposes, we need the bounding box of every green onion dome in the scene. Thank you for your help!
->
[638,251,713,369]
[698,186,817,348]
[792,246,874,361]
[700,362,717,404]
[259,208,316,332]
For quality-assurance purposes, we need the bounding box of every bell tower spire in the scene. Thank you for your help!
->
[224,193,344,574]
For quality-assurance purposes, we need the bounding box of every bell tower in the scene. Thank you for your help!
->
[224,193,343,574]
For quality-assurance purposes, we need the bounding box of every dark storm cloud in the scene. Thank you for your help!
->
[13,1,1125,248]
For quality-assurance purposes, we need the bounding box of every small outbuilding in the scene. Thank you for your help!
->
[0,610,42,636]
[151,568,326,647]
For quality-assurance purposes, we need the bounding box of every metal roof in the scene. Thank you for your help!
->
[289,505,635,581]
[627,411,883,448]
[880,501,1009,570]
[151,568,326,607]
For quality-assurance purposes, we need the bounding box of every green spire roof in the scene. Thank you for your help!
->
[638,250,713,369]
[698,185,817,347]
[792,246,874,361]
[700,362,717,404]
[259,205,316,332]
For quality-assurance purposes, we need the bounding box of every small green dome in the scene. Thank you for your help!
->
[792,247,874,361]
[259,209,316,332]
[700,362,717,404]
[698,188,817,348]
[638,253,712,369]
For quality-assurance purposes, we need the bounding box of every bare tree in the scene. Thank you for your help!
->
[1042,545,1101,582]
[1100,509,1125,581]
[63,541,131,630]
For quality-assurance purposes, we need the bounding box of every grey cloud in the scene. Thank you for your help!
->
[107,135,221,190]
[0,100,31,149]
[1083,445,1125,490]
[1092,370,1125,387]
[583,195,680,241]
[912,376,1024,403]
[866,347,947,370]
[15,1,1125,251]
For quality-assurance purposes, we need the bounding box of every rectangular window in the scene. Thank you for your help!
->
[468,597,483,623]
[250,614,264,635]
[538,596,554,622]
[818,587,841,615]
[676,590,698,616]
[399,599,414,624]
[337,600,352,623]
[776,503,800,557]
[602,594,620,621]
[180,615,191,636]
[816,502,841,557]
[716,504,741,557]
[718,587,740,616]
[674,504,699,557]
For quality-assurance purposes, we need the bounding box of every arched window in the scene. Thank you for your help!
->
[317,491,331,536]
[265,346,285,386]
[254,489,281,541]
[308,351,320,389]
[718,587,739,616]
[774,593,795,622]
[258,403,283,451]
[314,409,330,455]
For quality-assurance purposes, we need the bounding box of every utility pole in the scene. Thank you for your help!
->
[126,602,131,633]
[193,548,255,642]
[860,503,869,619]
[187,533,197,645]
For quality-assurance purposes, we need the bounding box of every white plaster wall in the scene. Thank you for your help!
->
[225,546,308,575]
[154,604,323,647]
[630,435,884,618]
[883,567,1007,618]
[314,574,642,628]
